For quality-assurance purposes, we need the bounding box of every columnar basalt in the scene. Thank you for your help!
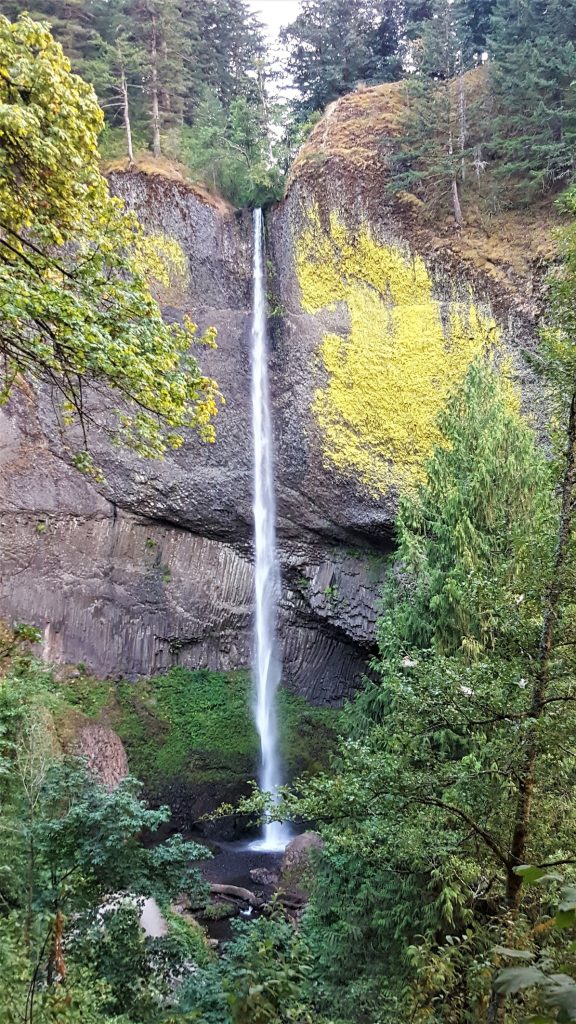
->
[0,89,546,704]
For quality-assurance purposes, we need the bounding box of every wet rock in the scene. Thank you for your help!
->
[280,832,324,896]
[250,866,280,887]
[146,775,254,841]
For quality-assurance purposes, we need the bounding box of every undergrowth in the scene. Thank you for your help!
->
[60,667,340,788]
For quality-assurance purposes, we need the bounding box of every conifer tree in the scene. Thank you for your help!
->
[391,0,474,225]
[488,0,576,201]
[466,0,495,54]
[124,0,188,157]
[260,358,563,1021]
[281,0,403,115]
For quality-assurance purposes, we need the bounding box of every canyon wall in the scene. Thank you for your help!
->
[0,83,551,703]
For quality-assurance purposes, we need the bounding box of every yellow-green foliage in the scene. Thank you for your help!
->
[0,14,221,465]
[296,208,500,492]
[134,231,189,290]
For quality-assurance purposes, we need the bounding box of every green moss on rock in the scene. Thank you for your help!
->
[60,667,339,802]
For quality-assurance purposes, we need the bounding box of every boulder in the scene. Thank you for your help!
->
[280,831,324,895]
[73,721,129,791]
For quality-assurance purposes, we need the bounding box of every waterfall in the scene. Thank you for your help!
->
[249,208,290,853]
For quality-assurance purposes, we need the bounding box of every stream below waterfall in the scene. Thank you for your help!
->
[197,840,284,941]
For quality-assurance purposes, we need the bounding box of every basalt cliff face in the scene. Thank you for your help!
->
[0,83,554,704]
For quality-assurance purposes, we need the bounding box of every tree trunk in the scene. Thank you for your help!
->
[210,883,262,907]
[25,836,34,951]
[448,128,464,228]
[256,65,274,164]
[150,15,162,159]
[487,985,506,1024]
[458,60,466,182]
[47,911,66,987]
[120,68,134,165]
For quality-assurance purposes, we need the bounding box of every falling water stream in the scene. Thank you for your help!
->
[249,208,290,853]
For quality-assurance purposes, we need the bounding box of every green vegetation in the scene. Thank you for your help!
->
[0,14,221,473]
[280,0,404,116]
[0,0,284,206]
[61,667,340,790]
[0,652,213,1023]
[0,643,341,1022]
[178,912,322,1024]
[390,0,576,218]
[494,871,576,1022]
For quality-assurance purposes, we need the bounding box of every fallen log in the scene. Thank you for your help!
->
[210,883,262,908]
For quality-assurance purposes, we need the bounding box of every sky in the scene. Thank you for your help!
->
[247,0,302,98]
[247,0,302,45]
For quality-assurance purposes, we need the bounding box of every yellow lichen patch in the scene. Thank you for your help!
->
[132,230,192,308]
[296,209,500,493]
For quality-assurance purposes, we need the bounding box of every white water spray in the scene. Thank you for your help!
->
[249,208,290,853]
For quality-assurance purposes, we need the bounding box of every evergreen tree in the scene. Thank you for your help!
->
[159,0,267,124]
[195,0,265,110]
[264,359,573,1023]
[179,86,284,207]
[281,0,403,116]
[0,0,270,181]
[0,0,102,73]
[466,0,495,54]
[391,0,476,225]
[123,0,188,157]
[403,0,494,57]
[488,0,576,201]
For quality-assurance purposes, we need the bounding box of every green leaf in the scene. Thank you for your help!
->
[514,865,551,884]
[494,946,536,961]
[494,967,548,995]
[559,888,576,912]
[545,977,576,1020]
[555,910,576,930]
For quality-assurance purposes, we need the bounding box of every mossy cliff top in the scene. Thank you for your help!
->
[103,156,234,215]
[287,69,561,318]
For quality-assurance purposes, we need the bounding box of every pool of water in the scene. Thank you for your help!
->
[197,839,284,942]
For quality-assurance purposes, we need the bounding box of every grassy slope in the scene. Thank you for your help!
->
[58,667,340,792]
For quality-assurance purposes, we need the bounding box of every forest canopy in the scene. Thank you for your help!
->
[1,0,574,213]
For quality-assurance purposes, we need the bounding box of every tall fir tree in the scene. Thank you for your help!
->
[124,0,188,157]
[391,0,477,225]
[281,0,403,116]
[488,0,576,201]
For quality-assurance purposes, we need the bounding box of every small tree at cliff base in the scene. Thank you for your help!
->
[0,650,210,1023]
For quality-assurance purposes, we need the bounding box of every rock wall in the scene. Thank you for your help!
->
[0,95,547,703]
[0,170,381,704]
